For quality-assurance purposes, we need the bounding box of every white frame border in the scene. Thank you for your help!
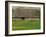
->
[8,2,44,34]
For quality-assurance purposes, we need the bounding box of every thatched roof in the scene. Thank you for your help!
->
[12,6,40,18]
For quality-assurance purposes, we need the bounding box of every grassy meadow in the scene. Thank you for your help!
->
[12,19,40,30]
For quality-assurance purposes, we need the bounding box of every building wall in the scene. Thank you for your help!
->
[12,7,40,18]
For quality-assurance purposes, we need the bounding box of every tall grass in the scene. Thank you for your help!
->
[12,19,40,30]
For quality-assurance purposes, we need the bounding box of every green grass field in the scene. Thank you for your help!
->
[12,19,40,30]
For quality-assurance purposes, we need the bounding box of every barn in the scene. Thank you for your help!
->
[12,6,40,30]
[12,6,40,20]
